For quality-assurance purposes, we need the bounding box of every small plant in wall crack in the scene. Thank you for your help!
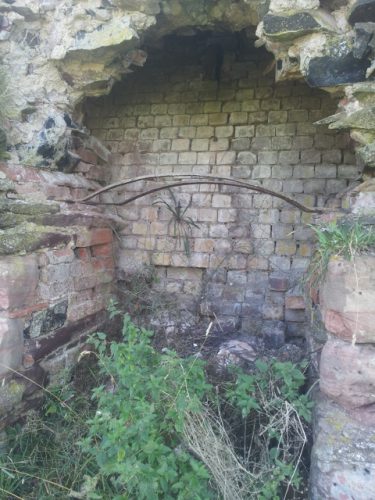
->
[153,188,199,256]
[305,218,375,292]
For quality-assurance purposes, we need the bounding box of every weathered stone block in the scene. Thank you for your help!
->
[348,0,375,24]
[75,228,112,247]
[320,339,375,423]
[320,256,375,342]
[0,318,24,375]
[269,276,289,291]
[311,393,375,500]
[208,113,228,126]
[306,54,370,87]
[285,296,305,310]
[0,255,38,311]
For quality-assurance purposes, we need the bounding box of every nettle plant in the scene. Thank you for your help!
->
[82,314,311,499]
[1,313,312,499]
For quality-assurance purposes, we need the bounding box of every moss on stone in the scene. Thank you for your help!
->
[0,222,71,255]
[0,199,60,216]
[0,380,24,417]
[0,200,61,229]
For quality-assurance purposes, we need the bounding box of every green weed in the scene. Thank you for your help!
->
[306,219,375,291]
[153,189,199,256]
[1,316,311,499]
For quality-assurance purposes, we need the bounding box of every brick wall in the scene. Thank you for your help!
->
[85,40,359,340]
[0,161,116,429]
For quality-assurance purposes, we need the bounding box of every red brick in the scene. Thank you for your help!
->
[76,228,113,247]
[91,243,113,258]
[285,296,305,310]
[76,247,91,260]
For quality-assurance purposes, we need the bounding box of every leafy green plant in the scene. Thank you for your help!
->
[82,316,214,499]
[1,316,312,500]
[306,219,375,290]
[153,188,199,256]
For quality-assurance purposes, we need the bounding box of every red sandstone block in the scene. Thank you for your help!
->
[71,188,87,200]
[76,228,113,247]
[95,270,115,285]
[75,147,98,165]
[92,257,114,272]
[76,247,91,261]
[86,165,105,182]
[73,275,97,291]
[91,244,113,258]
[320,339,375,425]
[269,277,288,292]
[285,296,305,310]
[7,302,48,319]
[43,247,75,265]
[0,164,42,182]
[67,299,105,323]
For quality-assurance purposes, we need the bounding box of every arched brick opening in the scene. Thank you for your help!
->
[83,30,358,345]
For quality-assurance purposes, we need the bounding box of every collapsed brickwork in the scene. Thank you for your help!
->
[85,38,357,340]
[0,160,116,428]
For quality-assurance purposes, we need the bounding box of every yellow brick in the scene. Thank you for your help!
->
[152,253,171,266]
[194,239,215,253]
[276,240,297,256]
[132,222,149,235]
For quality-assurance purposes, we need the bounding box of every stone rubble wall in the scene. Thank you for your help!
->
[0,0,374,170]
[310,250,375,498]
[0,0,267,167]
[85,47,357,339]
[0,160,116,430]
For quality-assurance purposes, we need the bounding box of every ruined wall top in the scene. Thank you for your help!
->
[0,0,374,169]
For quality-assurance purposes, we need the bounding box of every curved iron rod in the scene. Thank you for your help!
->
[82,179,324,213]
[71,173,330,213]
